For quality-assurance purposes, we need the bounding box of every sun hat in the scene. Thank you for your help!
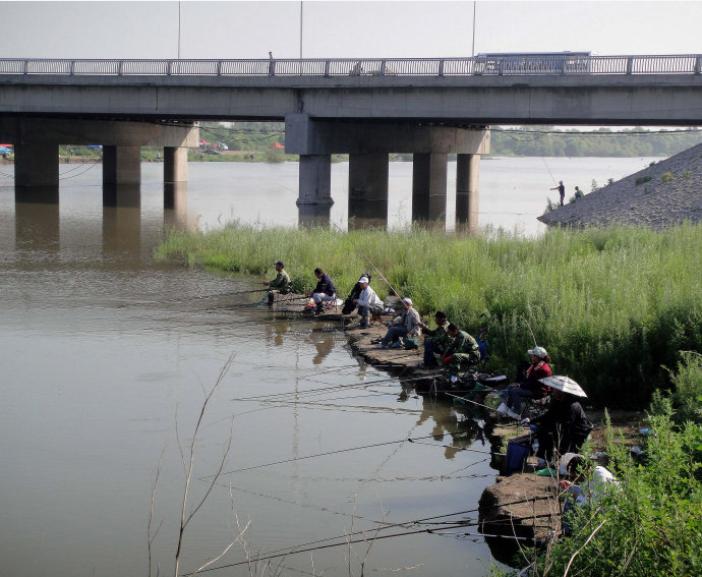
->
[559,452,581,476]
[527,346,548,358]
[402,297,413,306]
[539,375,588,398]
[359,276,369,284]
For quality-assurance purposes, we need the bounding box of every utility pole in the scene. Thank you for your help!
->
[299,1,304,59]
[471,1,477,57]
[177,0,182,59]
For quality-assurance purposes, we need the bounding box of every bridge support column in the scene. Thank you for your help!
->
[349,153,388,228]
[297,154,332,227]
[164,146,188,183]
[14,142,59,189]
[456,153,480,233]
[15,188,60,252]
[164,183,189,230]
[412,153,447,222]
[103,145,141,186]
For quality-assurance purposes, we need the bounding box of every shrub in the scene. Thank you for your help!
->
[661,171,674,183]
[635,175,652,186]
[669,351,702,425]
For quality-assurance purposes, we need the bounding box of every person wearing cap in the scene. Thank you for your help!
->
[342,272,372,315]
[353,276,383,329]
[523,376,593,463]
[497,346,553,419]
[419,311,450,367]
[378,297,421,349]
[558,453,618,535]
[309,267,337,315]
[441,324,481,378]
[264,260,292,304]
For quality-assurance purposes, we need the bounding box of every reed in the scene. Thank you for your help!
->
[156,223,702,407]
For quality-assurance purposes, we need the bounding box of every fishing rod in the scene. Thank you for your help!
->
[186,496,553,575]
[443,391,522,423]
[230,371,441,403]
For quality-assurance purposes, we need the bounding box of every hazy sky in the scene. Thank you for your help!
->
[0,1,700,60]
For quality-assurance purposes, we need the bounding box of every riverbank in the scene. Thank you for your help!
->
[156,223,702,408]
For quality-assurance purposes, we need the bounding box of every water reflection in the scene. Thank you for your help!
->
[306,330,335,365]
[163,182,190,231]
[102,185,141,258]
[14,187,59,252]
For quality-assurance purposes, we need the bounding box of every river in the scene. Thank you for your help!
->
[0,156,658,577]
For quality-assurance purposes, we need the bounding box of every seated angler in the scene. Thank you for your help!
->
[419,311,450,368]
[264,260,291,305]
[353,276,383,329]
[522,375,593,464]
[442,324,481,381]
[379,297,421,349]
[342,272,372,315]
[309,267,337,315]
[496,346,552,420]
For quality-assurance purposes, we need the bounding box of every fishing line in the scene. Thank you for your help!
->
[186,496,553,575]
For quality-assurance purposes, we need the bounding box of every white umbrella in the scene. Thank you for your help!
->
[539,375,588,398]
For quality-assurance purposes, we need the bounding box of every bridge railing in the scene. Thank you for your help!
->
[1,55,701,77]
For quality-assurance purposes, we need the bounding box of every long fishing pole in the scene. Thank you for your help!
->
[443,391,521,423]
[186,496,553,575]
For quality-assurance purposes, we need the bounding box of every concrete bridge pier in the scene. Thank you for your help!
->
[164,183,189,230]
[15,187,60,252]
[297,154,333,227]
[164,147,189,184]
[14,142,59,189]
[348,153,388,228]
[456,153,480,233]
[412,153,448,222]
[285,114,489,230]
[103,146,141,186]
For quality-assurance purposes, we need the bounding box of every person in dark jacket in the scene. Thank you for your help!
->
[309,267,337,315]
[420,311,450,367]
[524,384,593,463]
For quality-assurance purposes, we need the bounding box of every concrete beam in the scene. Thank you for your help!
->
[456,153,480,233]
[349,153,388,227]
[412,153,447,222]
[286,114,490,154]
[103,146,141,186]
[0,117,198,147]
[14,142,59,188]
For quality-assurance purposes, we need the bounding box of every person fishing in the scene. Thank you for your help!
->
[342,272,372,315]
[419,311,450,368]
[378,297,421,349]
[353,276,383,329]
[551,180,565,206]
[309,267,337,316]
[263,260,291,305]
[522,375,593,464]
[496,345,552,419]
[441,324,481,381]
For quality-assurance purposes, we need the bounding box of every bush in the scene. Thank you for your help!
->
[661,171,675,183]
[635,175,652,186]
[670,351,702,425]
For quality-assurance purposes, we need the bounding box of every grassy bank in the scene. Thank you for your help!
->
[155,224,702,407]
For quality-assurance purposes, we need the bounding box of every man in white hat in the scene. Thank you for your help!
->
[353,276,383,329]
[378,297,421,349]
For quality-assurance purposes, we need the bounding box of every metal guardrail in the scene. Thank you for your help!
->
[0,55,701,77]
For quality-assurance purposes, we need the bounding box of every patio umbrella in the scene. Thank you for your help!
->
[539,375,587,398]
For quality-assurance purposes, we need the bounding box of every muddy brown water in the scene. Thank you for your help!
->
[0,158,657,576]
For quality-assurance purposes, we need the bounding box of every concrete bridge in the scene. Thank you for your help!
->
[2,54,702,229]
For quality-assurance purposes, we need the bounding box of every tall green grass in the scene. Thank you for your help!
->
[156,224,702,407]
